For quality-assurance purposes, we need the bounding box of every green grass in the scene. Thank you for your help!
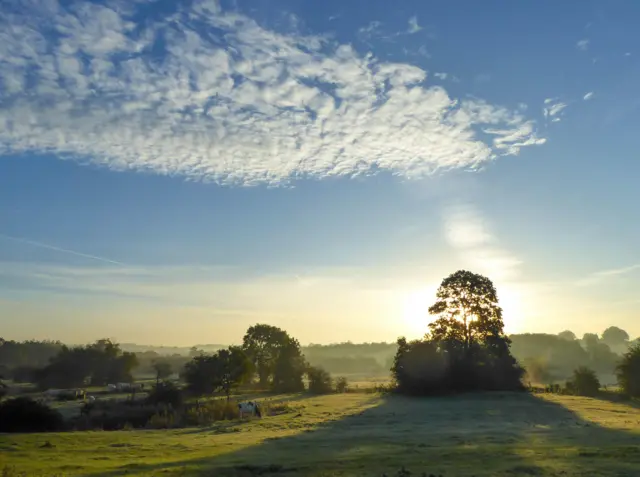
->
[3,392,640,476]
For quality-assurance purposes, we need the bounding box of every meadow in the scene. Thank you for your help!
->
[3,390,640,477]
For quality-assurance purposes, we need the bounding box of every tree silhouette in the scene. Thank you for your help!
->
[152,361,173,385]
[393,270,523,394]
[242,324,294,387]
[428,270,509,355]
[602,326,630,347]
[558,330,577,341]
[616,343,640,397]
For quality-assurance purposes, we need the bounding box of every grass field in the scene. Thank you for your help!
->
[2,392,640,476]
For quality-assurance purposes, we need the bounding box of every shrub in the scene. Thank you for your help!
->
[146,381,183,408]
[566,367,600,396]
[335,376,348,393]
[0,397,65,432]
[147,410,177,429]
[72,400,169,431]
[307,366,333,394]
[616,343,640,397]
[183,399,240,426]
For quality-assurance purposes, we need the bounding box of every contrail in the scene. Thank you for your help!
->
[0,233,124,265]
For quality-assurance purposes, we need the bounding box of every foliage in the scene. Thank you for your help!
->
[307,366,333,394]
[242,324,292,386]
[183,399,241,425]
[565,366,600,396]
[616,343,640,397]
[392,338,449,394]
[33,339,138,389]
[152,361,173,384]
[335,376,349,393]
[182,346,253,398]
[216,346,254,398]
[0,338,62,370]
[557,330,577,341]
[146,381,183,408]
[602,326,630,347]
[272,338,306,392]
[74,400,167,431]
[394,270,524,394]
[0,397,65,432]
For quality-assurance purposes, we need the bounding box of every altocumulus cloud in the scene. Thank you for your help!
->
[0,0,546,186]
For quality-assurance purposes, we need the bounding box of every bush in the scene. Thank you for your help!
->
[335,376,348,393]
[146,410,178,429]
[565,367,600,396]
[72,400,169,431]
[0,397,65,432]
[146,381,183,408]
[183,399,240,426]
[616,343,640,397]
[307,366,333,394]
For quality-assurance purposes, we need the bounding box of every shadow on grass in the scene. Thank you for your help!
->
[87,392,640,477]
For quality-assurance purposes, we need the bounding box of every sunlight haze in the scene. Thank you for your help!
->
[1,0,639,346]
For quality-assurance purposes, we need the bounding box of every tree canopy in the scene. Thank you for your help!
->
[393,270,524,394]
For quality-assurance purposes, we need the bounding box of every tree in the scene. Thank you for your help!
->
[393,270,523,394]
[216,346,253,400]
[391,337,449,394]
[307,366,333,394]
[272,338,306,392]
[558,330,577,341]
[616,343,640,397]
[242,324,291,387]
[183,355,219,395]
[582,333,600,350]
[182,347,253,399]
[602,326,630,347]
[428,270,509,355]
[152,361,173,385]
[566,366,600,396]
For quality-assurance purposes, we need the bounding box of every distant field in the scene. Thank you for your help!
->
[3,392,640,476]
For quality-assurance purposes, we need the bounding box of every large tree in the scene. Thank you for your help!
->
[272,338,306,392]
[558,330,577,341]
[182,346,253,399]
[616,343,640,397]
[602,326,630,347]
[242,324,293,387]
[394,270,523,394]
[428,270,509,355]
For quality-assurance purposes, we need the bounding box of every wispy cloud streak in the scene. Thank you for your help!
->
[0,233,123,265]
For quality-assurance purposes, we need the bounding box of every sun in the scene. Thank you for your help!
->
[401,286,437,338]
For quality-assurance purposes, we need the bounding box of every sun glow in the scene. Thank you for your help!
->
[401,283,525,338]
[401,286,438,338]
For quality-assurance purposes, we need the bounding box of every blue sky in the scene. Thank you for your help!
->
[1,0,639,345]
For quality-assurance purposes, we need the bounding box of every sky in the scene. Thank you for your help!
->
[1,0,640,346]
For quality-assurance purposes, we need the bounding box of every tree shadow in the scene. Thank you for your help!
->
[86,392,640,476]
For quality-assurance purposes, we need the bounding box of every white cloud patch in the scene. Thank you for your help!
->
[577,39,590,51]
[583,92,594,101]
[543,98,568,122]
[442,203,522,281]
[0,0,545,186]
[407,16,422,34]
[433,72,448,80]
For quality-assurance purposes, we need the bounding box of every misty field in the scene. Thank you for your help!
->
[3,392,640,477]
